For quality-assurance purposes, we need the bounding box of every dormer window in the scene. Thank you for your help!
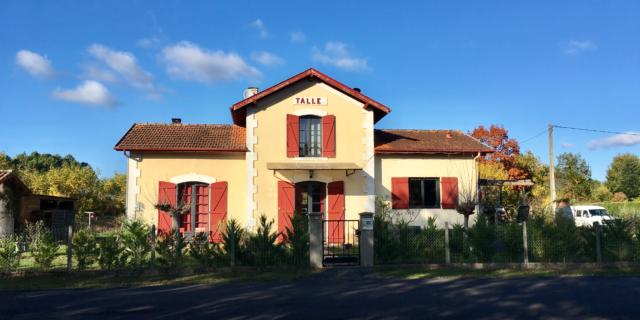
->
[299,115,322,157]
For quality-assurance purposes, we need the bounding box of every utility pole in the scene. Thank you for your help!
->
[548,124,556,214]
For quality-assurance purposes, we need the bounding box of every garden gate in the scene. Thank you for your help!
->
[322,219,360,266]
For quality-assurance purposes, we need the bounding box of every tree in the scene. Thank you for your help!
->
[96,173,127,215]
[605,153,640,200]
[471,125,524,179]
[556,153,592,201]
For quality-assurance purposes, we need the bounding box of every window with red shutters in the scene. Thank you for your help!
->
[322,115,336,158]
[391,177,409,209]
[210,181,227,243]
[157,181,176,236]
[441,177,459,209]
[286,114,299,157]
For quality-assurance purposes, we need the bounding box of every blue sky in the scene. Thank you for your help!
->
[1,0,639,180]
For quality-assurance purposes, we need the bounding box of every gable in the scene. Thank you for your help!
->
[230,68,390,126]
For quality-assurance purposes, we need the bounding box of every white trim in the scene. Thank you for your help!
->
[126,155,141,220]
[292,157,329,161]
[362,109,376,213]
[245,109,258,231]
[169,173,216,184]
[292,108,328,117]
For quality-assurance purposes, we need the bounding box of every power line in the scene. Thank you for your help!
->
[552,125,640,136]
[520,128,549,144]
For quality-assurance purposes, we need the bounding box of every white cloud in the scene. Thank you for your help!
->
[161,41,260,84]
[83,65,118,83]
[249,19,269,39]
[560,141,575,149]
[313,42,369,72]
[136,36,164,49]
[15,50,54,78]
[88,44,154,90]
[290,31,306,43]
[52,80,116,107]
[251,51,284,66]
[562,40,597,55]
[588,132,640,149]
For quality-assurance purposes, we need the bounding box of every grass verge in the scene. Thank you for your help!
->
[0,267,315,291]
[375,265,640,279]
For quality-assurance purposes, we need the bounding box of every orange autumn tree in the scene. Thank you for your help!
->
[471,125,526,180]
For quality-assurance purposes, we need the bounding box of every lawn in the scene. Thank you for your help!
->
[0,267,315,290]
[375,265,640,279]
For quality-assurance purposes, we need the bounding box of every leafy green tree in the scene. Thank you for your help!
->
[0,235,21,273]
[120,220,151,268]
[26,221,59,270]
[592,184,613,202]
[10,152,88,173]
[606,153,640,200]
[0,153,11,170]
[556,153,593,201]
[96,173,126,215]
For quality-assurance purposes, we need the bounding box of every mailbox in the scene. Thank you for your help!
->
[361,217,374,230]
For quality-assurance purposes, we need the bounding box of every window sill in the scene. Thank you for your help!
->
[293,157,329,161]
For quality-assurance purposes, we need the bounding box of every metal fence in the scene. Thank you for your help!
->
[375,219,640,265]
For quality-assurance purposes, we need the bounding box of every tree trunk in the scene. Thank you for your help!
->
[172,214,181,237]
[464,214,469,230]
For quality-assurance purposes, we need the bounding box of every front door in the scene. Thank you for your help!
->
[295,181,326,216]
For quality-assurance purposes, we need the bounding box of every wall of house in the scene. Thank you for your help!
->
[130,152,247,227]
[250,80,375,229]
[375,154,479,228]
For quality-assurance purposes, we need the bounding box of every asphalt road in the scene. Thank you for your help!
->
[2,269,640,319]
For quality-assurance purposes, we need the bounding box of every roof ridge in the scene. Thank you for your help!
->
[134,123,237,127]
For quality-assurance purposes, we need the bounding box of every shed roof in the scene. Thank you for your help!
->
[114,123,246,152]
[374,129,494,154]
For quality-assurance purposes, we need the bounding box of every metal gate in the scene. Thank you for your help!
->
[322,219,360,266]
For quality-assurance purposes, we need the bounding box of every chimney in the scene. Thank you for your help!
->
[353,87,361,93]
[171,118,182,124]
[243,87,259,99]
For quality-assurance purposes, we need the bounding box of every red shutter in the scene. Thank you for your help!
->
[441,177,459,209]
[158,181,176,236]
[327,181,345,244]
[287,114,299,157]
[209,181,228,243]
[322,115,336,158]
[278,181,296,239]
[391,177,409,209]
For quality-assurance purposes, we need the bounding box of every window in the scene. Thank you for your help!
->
[177,182,209,235]
[299,115,322,157]
[408,178,440,208]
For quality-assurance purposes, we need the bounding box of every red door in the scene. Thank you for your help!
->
[327,181,345,244]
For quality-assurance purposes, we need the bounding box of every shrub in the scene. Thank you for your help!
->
[156,233,185,272]
[613,192,628,202]
[466,215,496,262]
[283,212,309,267]
[245,215,283,267]
[26,221,59,270]
[72,229,98,270]
[222,218,246,265]
[120,219,151,268]
[189,232,222,269]
[0,235,21,273]
[97,232,126,270]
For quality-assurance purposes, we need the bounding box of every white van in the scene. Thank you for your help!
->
[571,205,614,227]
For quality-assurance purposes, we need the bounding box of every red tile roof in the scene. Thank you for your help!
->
[230,68,391,126]
[114,124,246,152]
[375,129,494,154]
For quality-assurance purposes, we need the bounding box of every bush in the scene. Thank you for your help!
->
[613,192,628,202]
[245,215,283,267]
[0,235,21,273]
[26,221,59,270]
[222,218,246,265]
[120,219,151,268]
[466,215,496,262]
[189,232,222,269]
[97,232,126,270]
[156,233,185,272]
[72,229,98,270]
[283,212,309,267]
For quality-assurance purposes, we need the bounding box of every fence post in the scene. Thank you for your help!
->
[66,225,73,272]
[230,225,236,268]
[522,221,529,266]
[359,212,374,267]
[308,212,323,268]
[150,225,156,268]
[444,222,450,264]
[595,223,602,265]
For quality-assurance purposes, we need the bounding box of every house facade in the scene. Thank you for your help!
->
[115,69,492,240]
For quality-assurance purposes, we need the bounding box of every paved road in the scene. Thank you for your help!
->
[2,269,640,319]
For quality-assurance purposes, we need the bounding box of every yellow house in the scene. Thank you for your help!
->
[114,68,492,240]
